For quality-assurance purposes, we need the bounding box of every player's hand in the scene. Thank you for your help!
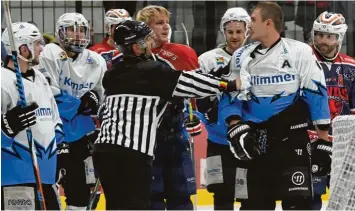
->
[1,102,39,138]
[184,115,202,137]
[227,122,261,160]
[78,90,99,116]
[311,138,332,176]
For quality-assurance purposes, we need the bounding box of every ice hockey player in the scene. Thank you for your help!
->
[309,11,355,210]
[92,19,240,210]
[90,9,132,70]
[1,22,63,210]
[196,7,251,210]
[219,2,331,209]
[39,13,107,210]
[136,5,201,210]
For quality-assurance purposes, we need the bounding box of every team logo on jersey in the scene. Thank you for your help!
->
[59,52,68,61]
[216,57,224,65]
[87,57,93,64]
[328,86,349,120]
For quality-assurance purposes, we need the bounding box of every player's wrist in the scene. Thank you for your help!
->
[226,115,241,126]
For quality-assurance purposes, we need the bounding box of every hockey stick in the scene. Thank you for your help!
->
[86,116,101,210]
[181,22,198,210]
[2,1,47,210]
[86,178,101,210]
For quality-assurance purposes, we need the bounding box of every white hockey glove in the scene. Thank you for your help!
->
[227,122,261,160]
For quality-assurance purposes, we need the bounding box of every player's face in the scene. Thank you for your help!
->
[148,13,170,45]
[249,9,267,41]
[224,21,246,52]
[110,24,117,37]
[142,33,157,57]
[66,25,87,41]
[32,38,44,64]
[314,31,339,56]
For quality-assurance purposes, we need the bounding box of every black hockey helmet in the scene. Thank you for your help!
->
[114,20,153,48]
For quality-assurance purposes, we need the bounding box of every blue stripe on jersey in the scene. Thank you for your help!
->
[55,90,95,142]
[196,93,243,145]
[1,133,57,186]
[242,92,299,123]
[61,115,95,142]
[54,91,81,121]
[302,79,330,123]
[195,111,229,145]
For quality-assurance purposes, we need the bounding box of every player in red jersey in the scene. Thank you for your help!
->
[137,5,201,210]
[309,11,355,210]
[90,9,132,70]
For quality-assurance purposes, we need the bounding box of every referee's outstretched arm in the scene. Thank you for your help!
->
[145,62,240,100]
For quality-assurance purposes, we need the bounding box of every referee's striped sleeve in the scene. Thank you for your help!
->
[172,71,235,98]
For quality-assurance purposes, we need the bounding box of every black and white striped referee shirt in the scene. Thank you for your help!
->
[95,56,236,156]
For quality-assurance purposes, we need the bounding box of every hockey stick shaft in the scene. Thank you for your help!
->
[182,22,198,210]
[2,1,46,210]
[86,178,101,210]
[188,103,198,210]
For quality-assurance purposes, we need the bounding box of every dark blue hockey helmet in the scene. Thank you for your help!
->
[114,20,153,48]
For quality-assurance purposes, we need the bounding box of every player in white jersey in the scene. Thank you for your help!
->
[1,22,63,210]
[219,2,331,209]
[197,7,251,210]
[38,13,107,209]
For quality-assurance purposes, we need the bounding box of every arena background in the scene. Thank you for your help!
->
[2,0,354,209]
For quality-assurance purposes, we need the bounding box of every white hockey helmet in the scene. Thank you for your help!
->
[2,22,43,62]
[55,13,90,53]
[220,7,251,38]
[104,9,132,36]
[312,11,348,59]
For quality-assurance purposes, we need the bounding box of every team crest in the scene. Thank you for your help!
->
[216,57,224,65]
[59,51,68,61]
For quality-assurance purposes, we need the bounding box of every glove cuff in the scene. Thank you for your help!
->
[1,114,16,137]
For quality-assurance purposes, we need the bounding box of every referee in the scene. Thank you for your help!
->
[93,20,240,210]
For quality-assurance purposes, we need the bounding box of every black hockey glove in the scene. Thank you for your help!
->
[311,138,332,176]
[184,115,202,137]
[86,130,99,154]
[56,142,70,185]
[196,97,219,124]
[203,98,219,124]
[227,122,261,160]
[1,102,39,138]
[78,90,99,116]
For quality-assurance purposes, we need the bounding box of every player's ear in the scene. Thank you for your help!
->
[266,19,273,28]
[132,43,143,56]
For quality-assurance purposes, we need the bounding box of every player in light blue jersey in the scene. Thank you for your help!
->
[1,22,63,210]
[219,2,331,210]
[39,13,107,209]
[196,7,251,210]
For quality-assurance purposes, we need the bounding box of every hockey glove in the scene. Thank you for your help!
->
[204,98,219,124]
[227,122,261,160]
[78,90,99,116]
[1,102,39,138]
[311,138,332,176]
[184,115,202,137]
